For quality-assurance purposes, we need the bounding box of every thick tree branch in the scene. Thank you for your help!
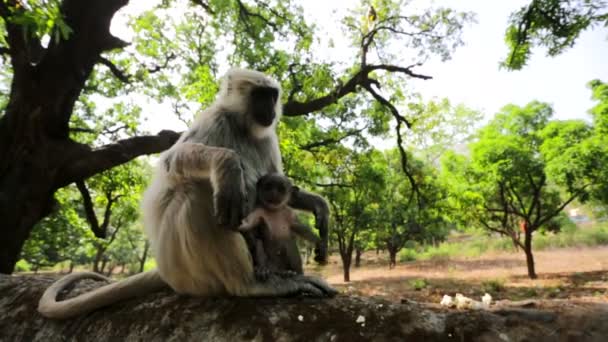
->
[59,130,181,188]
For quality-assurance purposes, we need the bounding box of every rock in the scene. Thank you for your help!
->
[1,275,608,341]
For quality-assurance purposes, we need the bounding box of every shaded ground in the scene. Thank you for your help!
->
[305,246,608,304]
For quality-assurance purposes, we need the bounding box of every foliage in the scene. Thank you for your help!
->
[502,0,608,69]
[0,0,477,273]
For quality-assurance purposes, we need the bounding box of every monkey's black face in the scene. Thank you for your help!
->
[257,174,292,209]
[250,86,279,127]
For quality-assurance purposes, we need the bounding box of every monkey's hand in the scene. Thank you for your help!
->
[213,158,247,229]
[312,200,329,265]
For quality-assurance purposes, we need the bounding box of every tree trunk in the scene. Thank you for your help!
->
[0,170,56,274]
[100,258,108,274]
[93,246,105,273]
[389,250,397,269]
[340,252,352,282]
[354,249,362,268]
[524,230,537,279]
[139,240,150,273]
[69,261,74,274]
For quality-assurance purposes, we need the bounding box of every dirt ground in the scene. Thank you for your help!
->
[305,246,608,304]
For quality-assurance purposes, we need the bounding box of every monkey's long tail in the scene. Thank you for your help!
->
[38,269,166,319]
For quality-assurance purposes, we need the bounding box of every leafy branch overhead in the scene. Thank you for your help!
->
[502,0,608,70]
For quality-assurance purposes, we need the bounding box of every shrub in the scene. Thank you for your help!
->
[481,279,505,294]
[14,259,31,272]
[399,249,418,262]
[410,278,428,291]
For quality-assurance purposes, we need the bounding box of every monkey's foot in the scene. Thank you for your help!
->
[284,275,338,298]
[254,267,272,282]
[277,270,298,278]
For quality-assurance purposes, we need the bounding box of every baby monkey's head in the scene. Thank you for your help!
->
[256,173,296,210]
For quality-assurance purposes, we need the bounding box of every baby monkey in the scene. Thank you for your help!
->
[239,173,321,279]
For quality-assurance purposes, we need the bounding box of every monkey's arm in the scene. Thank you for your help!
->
[238,210,264,232]
[163,142,246,228]
[288,190,329,264]
[291,222,321,244]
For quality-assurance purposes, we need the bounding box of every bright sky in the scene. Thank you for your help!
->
[114,0,608,135]
[413,0,608,122]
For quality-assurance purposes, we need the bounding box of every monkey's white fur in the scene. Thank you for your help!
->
[38,68,332,319]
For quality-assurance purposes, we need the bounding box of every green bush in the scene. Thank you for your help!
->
[581,227,608,245]
[399,249,418,262]
[14,259,31,272]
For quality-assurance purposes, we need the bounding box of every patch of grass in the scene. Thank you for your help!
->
[544,285,566,299]
[410,278,428,291]
[398,224,608,263]
[481,279,505,294]
[513,287,539,300]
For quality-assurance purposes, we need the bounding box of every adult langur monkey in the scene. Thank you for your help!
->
[38,68,336,319]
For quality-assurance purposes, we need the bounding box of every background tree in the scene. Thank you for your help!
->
[325,148,387,282]
[0,0,474,274]
[441,102,589,279]
[377,150,448,269]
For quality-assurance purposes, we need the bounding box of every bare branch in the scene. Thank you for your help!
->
[98,57,131,83]
[69,127,97,134]
[146,53,176,74]
[190,0,215,14]
[298,127,366,151]
[367,64,432,80]
[283,64,430,117]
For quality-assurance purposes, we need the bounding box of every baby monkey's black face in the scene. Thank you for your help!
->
[249,86,279,127]
[257,173,292,209]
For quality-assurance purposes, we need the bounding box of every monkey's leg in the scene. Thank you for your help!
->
[254,239,272,281]
[164,143,247,228]
[289,190,329,264]
[283,238,304,275]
